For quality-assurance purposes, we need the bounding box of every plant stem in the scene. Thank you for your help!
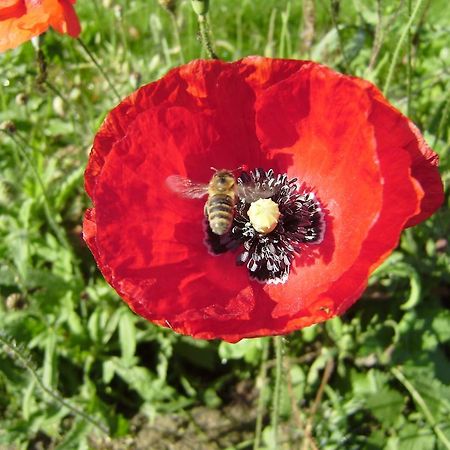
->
[329,0,349,70]
[271,336,283,449]
[383,0,426,96]
[407,0,413,116]
[367,0,383,74]
[254,338,270,450]
[0,333,109,436]
[391,367,450,450]
[302,357,334,450]
[285,356,319,450]
[77,38,121,102]
[197,14,218,59]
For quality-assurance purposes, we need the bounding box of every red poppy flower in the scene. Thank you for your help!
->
[83,57,443,343]
[0,0,80,53]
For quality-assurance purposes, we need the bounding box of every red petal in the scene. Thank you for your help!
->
[348,79,444,226]
[86,60,265,198]
[252,62,384,318]
[92,109,255,332]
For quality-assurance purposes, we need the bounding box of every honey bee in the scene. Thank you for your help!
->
[166,169,238,235]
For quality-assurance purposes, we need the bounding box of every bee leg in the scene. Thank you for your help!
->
[204,203,209,218]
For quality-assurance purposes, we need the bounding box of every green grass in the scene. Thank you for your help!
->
[0,0,449,448]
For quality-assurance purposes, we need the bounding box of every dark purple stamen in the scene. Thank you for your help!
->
[205,168,325,284]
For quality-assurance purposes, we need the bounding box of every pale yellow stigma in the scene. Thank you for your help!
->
[247,198,281,234]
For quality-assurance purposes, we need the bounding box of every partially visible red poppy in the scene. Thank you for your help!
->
[83,57,444,343]
[0,0,80,53]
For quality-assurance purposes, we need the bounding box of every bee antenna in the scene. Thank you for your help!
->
[210,166,218,172]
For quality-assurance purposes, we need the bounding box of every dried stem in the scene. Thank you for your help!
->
[284,357,319,450]
[301,357,334,450]
[300,0,315,57]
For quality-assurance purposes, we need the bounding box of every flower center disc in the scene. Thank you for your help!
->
[205,168,325,284]
[247,198,280,234]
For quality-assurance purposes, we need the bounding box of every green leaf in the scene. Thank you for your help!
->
[118,310,136,364]
[0,264,16,286]
[43,330,57,389]
[102,360,116,384]
[54,419,89,450]
[432,310,450,343]
[366,387,405,427]
[203,387,221,408]
[404,367,450,418]
[54,167,84,210]
[22,379,36,421]
[218,338,263,364]
[397,424,435,450]
[352,369,390,396]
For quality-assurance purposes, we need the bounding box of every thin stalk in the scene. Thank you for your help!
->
[391,367,450,450]
[0,333,109,436]
[254,338,270,450]
[383,0,426,96]
[44,79,70,106]
[36,48,48,88]
[77,38,121,102]
[197,14,218,59]
[299,0,315,58]
[367,2,407,75]
[284,357,319,450]
[44,78,91,144]
[278,2,292,59]
[407,0,413,116]
[271,336,283,450]
[265,8,277,58]
[367,0,383,74]
[329,0,349,70]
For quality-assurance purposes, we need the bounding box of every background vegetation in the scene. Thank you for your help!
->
[0,0,449,448]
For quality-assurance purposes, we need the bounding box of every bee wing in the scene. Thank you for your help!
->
[236,184,274,203]
[166,175,209,199]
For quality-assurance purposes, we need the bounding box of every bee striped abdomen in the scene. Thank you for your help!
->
[207,194,235,235]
